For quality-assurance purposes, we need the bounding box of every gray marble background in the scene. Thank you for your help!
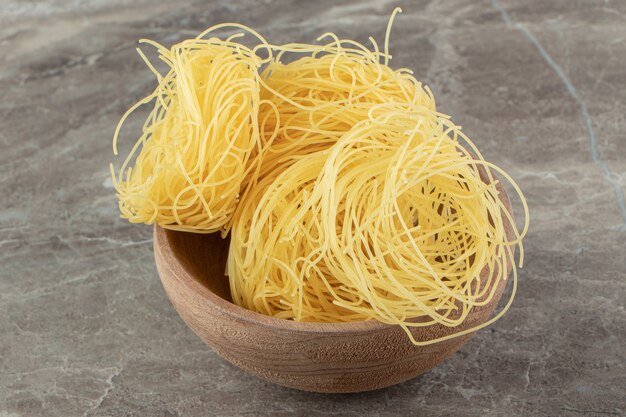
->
[1,0,625,416]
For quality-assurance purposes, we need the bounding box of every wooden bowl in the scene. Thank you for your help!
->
[154,182,514,393]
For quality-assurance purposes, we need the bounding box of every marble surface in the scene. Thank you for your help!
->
[1,0,625,416]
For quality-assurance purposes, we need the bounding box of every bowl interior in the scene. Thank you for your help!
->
[166,231,233,302]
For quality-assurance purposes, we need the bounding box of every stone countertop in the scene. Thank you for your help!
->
[1,0,624,416]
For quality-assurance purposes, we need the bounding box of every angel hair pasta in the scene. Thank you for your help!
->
[111,27,269,235]
[112,9,529,346]
[228,105,528,345]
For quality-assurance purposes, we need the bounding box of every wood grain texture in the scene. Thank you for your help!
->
[154,178,515,393]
